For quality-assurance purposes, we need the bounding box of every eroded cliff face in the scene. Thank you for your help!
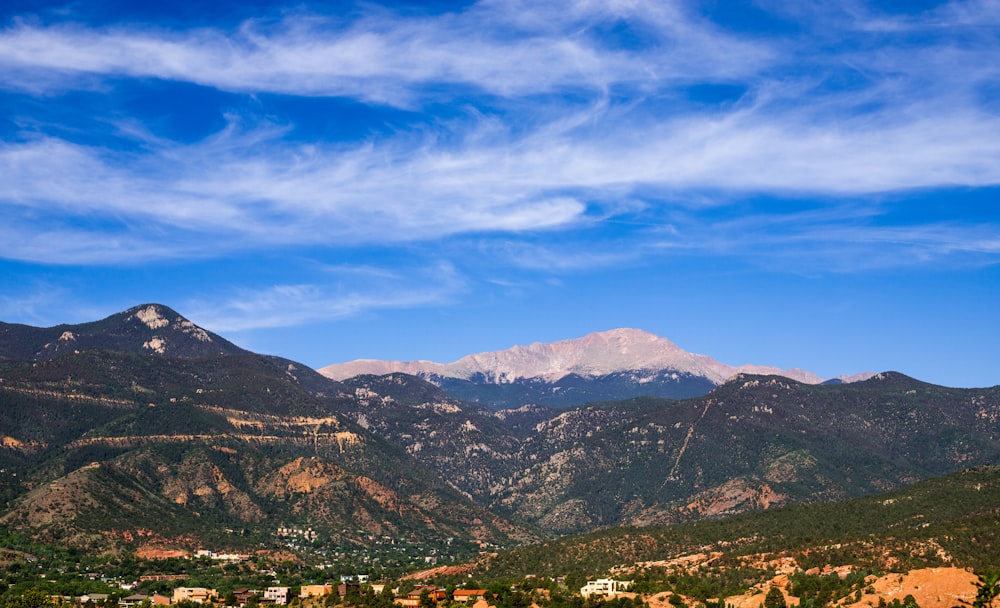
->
[258,456,346,498]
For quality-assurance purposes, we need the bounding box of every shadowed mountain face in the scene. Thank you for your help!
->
[0,306,997,548]
[430,369,718,409]
[332,370,998,535]
[0,304,246,361]
[489,373,1000,533]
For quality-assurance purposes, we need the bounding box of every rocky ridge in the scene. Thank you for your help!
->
[319,328,873,409]
[0,303,245,360]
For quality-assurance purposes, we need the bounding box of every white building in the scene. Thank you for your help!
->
[580,579,632,598]
[264,587,289,605]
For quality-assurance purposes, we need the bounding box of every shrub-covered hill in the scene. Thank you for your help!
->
[478,465,1000,579]
[490,373,1000,533]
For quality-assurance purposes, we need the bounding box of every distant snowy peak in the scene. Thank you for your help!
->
[449,328,708,382]
[319,328,869,386]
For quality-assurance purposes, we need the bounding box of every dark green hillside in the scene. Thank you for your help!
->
[494,373,1000,533]
[480,465,1000,579]
[493,403,559,437]
[0,304,246,361]
[435,369,716,410]
[0,348,343,463]
[0,347,527,552]
[0,348,343,415]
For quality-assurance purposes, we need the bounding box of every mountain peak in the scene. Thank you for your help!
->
[319,328,856,392]
[575,327,680,350]
[446,328,695,382]
[0,304,246,360]
[123,303,182,331]
[116,304,219,354]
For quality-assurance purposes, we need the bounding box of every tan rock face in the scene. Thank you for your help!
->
[720,568,979,608]
[261,457,345,497]
[2,436,25,449]
[285,473,327,493]
[854,568,979,608]
[354,476,402,510]
[135,546,189,559]
[683,478,787,518]
[1,434,44,453]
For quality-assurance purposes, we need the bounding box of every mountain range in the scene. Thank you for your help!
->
[0,305,528,552]
[0,305,997,553]
[319,328,874,409]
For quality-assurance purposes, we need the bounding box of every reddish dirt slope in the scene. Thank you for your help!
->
[645,568,979,608]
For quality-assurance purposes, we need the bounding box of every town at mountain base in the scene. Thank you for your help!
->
[2,477,997,608]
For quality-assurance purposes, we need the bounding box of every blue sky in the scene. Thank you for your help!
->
[1,0,998,388]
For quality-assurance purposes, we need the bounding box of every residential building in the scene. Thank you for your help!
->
[119,594,149,607]
[300,585,334,600]
[172,588,218,604]
[79,594,110,605]
[580,579,632,598]
[233,589,257,606]
[395,586,444,608]
[263,588,289,605]
[453,590,487,603]
[338,583,361,598]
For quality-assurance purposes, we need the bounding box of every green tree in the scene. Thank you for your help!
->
[373,585,395,608]
[7,589,52,608]
[764,587,786,608]
[969,572,1000,608]
[499,591,530,608]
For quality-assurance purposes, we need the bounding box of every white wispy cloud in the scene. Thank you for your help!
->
[4,93,998,264]
[484,239,643,272]
[186,261,466,332]
[1,0,998,273]
[0,281,72,325]
[0,0,769,102]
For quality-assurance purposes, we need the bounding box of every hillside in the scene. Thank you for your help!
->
[336,374,526,503]
[0,307,531,552]
[332,369,999,535]
[0,304,247,361]
[478,465,1000,578]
